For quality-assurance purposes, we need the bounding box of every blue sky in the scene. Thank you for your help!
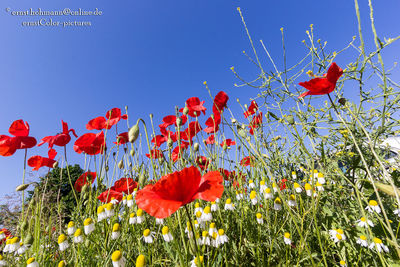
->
[0,0,399,200]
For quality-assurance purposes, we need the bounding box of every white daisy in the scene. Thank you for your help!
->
[283,232,291,245]
[366,200,381,214]
[111,250,126,267]
[356,235,368,247]
[356,217,374,228]
[58,234,69,251]
[369,237,389,253]
[162,226,173,242]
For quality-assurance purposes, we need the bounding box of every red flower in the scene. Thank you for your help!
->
[74,172,97,192]
[151,128,177,147]
[244,101,258,118]
[220,139,236,148]
[240,156,255,167]
[28,149,57,171]
[298,62,343,98]
[205,134,215,145]
[212,91,229,119]
[135,166,224,218]
[38,121,77,148]
[171,141,189,162]
[0,120,37,156]
[73,131,105,155]
[146,149,163,159]
[97,189,123,203]
[204,116,221,134]
[114,132,129,145]
[159,115,187,129]
[249,112,263,135]
[181,121,202,141]
[196,156,209,170]
[86,108,128,130]
[279,179,287,190]
[111,177,138,194]
[179,97,207,117]
[0,228,12,245]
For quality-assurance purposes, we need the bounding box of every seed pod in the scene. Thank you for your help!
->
[118,160,124,169]
[176,117,183,126]
[286,115,295,125]
[85,239,90,247]
[81,184,89,194]
[16,184,29,192]
[53,161,59,168]
[338,98,347,106]
[183,107,189,116]
[128,123,140,143]
[194,143,199,152]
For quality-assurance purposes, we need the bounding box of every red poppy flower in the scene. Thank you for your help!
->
[171,141,189,162]
[38,121,77,148]
[0,228,12,245]
[179,97,207,117]
[204,116,221,134]
[152,128,177,147]
[240,156,255,167]
[279,179,287,190]
[146,149,163,159]
[135,166,224,218]
[220,139,236,148]
[196,156,209,170]
[181,121,202,141]
[249,112,263,135]
[111,177,138,194]
[159,115,187,129]
[97,189,123,203]
[205,134,215,145]
[212,91,229,119]
[74,172,97,192]
[298,62,343,98]
[114,132,129,145]
[28,149,57,171]
[73,131,105,155]
[0,120,37,156]
[86,108,128,130]
[244,101,259,118]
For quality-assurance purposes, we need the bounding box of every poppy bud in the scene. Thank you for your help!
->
[176,117,183,127]
[286,115,295,125]
[20,221,28,231]
[81,184,89,194]
[231,118,237,124]
[24,233,34,245]
[139,173,146,186]
[129,123,140,144]
[241,124,246,130]
[113,152,116,157]
[124,147,128,153]
[149,113,153,119]
[338,98,347,106]
[30,198,36,206]
[118,160,124,169]
[167,138,173,148]
[16,183,29,192]
[268,111,279,120]
[183,107,189,116]
[194,143,199,152]
[223,144,228,150]
[105,165,109,172]
[130,149,135,157]
[53,161,59,168]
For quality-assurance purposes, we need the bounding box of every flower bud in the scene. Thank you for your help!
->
[16,184,29,192]
[139,174,146,186]
[53,161,59,168]
[176,117,183,126]
[118,160,124,169]
[286,115,295,125]
[238,129,247,138]
[231,118,237,124]
[167,138,173,148]
[130,149,135,157]
[105,165,109,172]
[20,221,28,231]
[183,107,189,116]
[129,123,140,143]
[338,98,347,106]
[194,143,199,152]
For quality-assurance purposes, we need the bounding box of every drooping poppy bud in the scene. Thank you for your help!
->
[129,123,140,143]
[16,184,29,192]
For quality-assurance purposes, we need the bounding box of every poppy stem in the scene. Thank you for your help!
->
[327,93,340,115]
[184,205,199,256]
[64,146,79,206]
[20,148,27,238]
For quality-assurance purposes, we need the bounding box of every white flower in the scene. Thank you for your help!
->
[283,232,291,245]
[126,194,134,208]
[136,209,145,224]
[256,213,263,224]
[249,180,255,189]
[156,218,164,225]
[293,183,302,193]
[142,229,155,244]
[201,231,211,246]
[215,229,228,247]
[224,198,235,211]
[259,180,267,193]
[111,250,126,267]
[17,243,28,254]
[339,260,347,267]
[185,222,194,238]
[211,201,218,211]
[97,205,107,222]
[274,197,282,211]
[236,192,244,200]
[0,231,5,240]
[122,196,127,206]
[162,226,173,242]
[110,197,119,205]
[288,195,296,207]
[305,183,312,197]
[329,229,346,243]
[111,223,121,240]
[67,221,75,235]
[272,183,278,193]
[208,223,217,236]
[315,182,324,192]
[129,213,137,224]
[105,203,115,218]
[366,200,381,214]
[7,237,20,253]
[58,234,69,251]
[249,191,258,205]
[202,206,212,222]
[0,254,6,266]
[356,235,368,247]
[394,208,400,217]
[74,229,84,244]
[194,203,203,214]
[356,217,374,228]
[84,218,95,235]
[369,237,389,253]
[190,256,204,267]
[26,257,39,267]
[291,171,297,180]
[317,172,325,184]
[264,188,273,199]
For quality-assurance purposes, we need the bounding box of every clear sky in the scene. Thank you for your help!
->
[1,0,399,201]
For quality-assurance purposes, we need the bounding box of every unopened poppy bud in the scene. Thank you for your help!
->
[194,143,199,152]
[182,107,189,116]
[149,113,153,119]
[130,149,135,157]
[124,147,128,153]
[167,138,173,148]
[338,98,347,106]
[268,111,279,120]
[16,183,29,192]
[113,152,116,157]
[24,233,34,245]
[53,161,59,168]
[118,160,124,169]
[129,123,140,143]
[81,184,89,193]
[139,174,146,186]
[105,165,109,172]
[223,144,228,150]
[176,117,183,126]
[20,221,28,231]
[241,124,246,130]
[286,115,295,125]
[231,118,237,124]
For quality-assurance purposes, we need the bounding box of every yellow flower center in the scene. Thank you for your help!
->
[97,206,105,214]
[27,258,36,264]
[284,232,290,238]
[256,213,262,219]
[111,250,122,261]
[143,229,150,237]
[196,211,202,218]
[112,223,120,232]
[265,188,271,193]
[130,213,135,218]
[294,183,300,188]
[136,254,146,267]
[250,191,256,199]
[218,229,225,235]
[360,235,367,240]
[195,203,200,208]
[289,195,295,201]
[194,256,204,266]
[137,209,143,216]
[373,237,382,244]
[74,229,82,237]
[260,180,265,185]
[68,221,75,228]
[274,197,281,204]
[202,231,208,237]
[226,198,232,204]
[106,203,113,211]
[58,234,67,244]
[58,260,66,267]
[210,223,215,228]
[360,217,366,222]
[336,234,342,240]
[340,260,345,265]
[305,183,312,190]
[204,206,211,214]
[337,229,344,235]
[84,218,93,226]
[369,200,378,206]
[162,226,169,235]
[127,195,133,200]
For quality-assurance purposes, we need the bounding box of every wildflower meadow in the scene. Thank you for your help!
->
[1,1,400,266]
